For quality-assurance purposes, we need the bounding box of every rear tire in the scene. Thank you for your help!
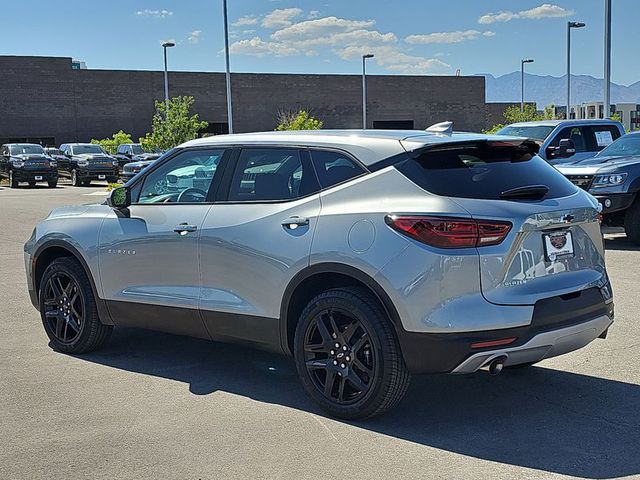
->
[39,257,112,354]
[9,170,18,188]
[624,199,640,245]
[28,181,36,188]
[294,287,410,420]
[48,180,58,188]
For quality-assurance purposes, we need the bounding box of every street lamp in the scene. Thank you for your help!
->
[521,59,534,112]
[362,54,374,129]
[161,41,175,106]
[222,0,233,133]
[604,0,612,119]
[566,21,586,119]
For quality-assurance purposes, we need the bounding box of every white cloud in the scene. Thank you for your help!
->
[232,15,258,27]
[337,45,451,75]
[188,30,202,44]
[272,16,376,42]
[262,8,302,28]
[479,3,574,24]
[229,37,298,57]
[137,9,173,19]
[405,30,495,44]
[308,10,321,19]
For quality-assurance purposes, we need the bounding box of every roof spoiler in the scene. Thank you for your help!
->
[425,121,453,135]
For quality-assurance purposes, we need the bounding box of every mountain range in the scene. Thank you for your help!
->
[481,72,640,108]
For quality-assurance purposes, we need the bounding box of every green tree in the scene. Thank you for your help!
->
[140,96,208,151]
[91,130,133,154]
[275,110,324,131]
[610,112,622,123]
[484,104,552,134]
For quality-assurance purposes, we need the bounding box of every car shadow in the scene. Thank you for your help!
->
[72,328,640,479]
[604,235,640,251]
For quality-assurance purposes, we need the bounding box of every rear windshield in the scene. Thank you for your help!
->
[496,125,555,141]
[395,142,577,200]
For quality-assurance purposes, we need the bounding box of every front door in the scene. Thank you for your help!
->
[199,147,321,350]
[99,147,228,337]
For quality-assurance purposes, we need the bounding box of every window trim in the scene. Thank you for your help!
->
[128,147,232,206]
[216,146,321,205]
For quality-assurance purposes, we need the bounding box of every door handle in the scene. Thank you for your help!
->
[174,223,198,235]
[281,216,309,230]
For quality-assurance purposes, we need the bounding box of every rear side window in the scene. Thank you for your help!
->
[309,150,365,189]
[395,142,577,200]
[588,125,621,151]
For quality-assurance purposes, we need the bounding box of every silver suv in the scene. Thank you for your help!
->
[24,130,614,419]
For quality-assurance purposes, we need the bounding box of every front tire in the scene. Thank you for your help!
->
[9,170,18,188]
[71,169,81,187]
[294,287,410,420]
[48,180,58,188]
[39,257,112,354]
[624,199,640,245]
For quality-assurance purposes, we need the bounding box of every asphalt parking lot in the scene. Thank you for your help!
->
[1,182,639,480]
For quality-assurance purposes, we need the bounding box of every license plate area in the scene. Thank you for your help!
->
[543,230,574,261]
[98,175,106,180]
[34,176,43,181]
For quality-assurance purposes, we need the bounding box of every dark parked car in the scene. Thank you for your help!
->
[0,143,58,188]
[58,143,119,186]
[114,144,162,169]
[120,158,157,182]
[557,131,640,244]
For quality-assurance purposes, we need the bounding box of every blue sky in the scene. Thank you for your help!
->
[1,1,638,85]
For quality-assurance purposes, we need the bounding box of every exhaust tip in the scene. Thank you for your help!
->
[488,355,508,375]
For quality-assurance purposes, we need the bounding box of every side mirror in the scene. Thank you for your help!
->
[556,139,576,158]
[107,186,131,209]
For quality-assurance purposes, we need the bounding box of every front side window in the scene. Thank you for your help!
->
[309,150,366,189]
[137,149,225,204]
[550,127,587,152]
[228,148,318,201]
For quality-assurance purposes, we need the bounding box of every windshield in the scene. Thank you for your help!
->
[131,145,145,155]
[72,144,106,155]
[9,145,45,155]
[597,134,640,158]
[496,125,555,142]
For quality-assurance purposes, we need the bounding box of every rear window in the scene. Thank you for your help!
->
[395,142,577,200]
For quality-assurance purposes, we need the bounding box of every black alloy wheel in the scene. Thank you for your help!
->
[295,287,410,419]
[42,271,84,344]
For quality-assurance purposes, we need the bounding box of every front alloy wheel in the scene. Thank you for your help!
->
[42,271,84,344]
[294,287,410,419]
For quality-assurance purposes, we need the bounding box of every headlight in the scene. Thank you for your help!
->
[11,161,25,168]
[77,160,89,167]
[49,161,57,168]
[592,173,628,188]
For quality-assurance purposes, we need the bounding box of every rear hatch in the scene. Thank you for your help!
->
[396,138,606,306]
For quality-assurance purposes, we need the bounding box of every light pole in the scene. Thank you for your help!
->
[362,54,374,129]
[521,59,534,112]
[222,0,233,133]
[161,41,175,106]
[604,0,612,119]
[566,21,586,119]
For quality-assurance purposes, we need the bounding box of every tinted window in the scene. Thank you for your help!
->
[9,145,45,155]
[395,142,577,200]
[137,149,224,204]
[310,150,366,189]
[228,148,318,202]
[496,125,555,142]
[550,127,587,152]
[72,145,105,155]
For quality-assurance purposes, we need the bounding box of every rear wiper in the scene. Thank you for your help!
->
[499,184,549,200]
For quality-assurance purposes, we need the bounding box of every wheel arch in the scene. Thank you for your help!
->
[280,263,402,355]
[33,240,113,325]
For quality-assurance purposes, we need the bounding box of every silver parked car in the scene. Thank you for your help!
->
[24,130,614,419]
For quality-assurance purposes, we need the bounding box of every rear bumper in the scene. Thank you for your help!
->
[396,286,614,374]
[451,314,612,373]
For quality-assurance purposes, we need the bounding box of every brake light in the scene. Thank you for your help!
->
[385,215,512,249]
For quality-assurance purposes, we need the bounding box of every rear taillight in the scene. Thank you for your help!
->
[385,215,512,249]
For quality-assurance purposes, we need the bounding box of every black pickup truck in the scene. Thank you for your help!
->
[0,143,59,188]
[113,143,162,169]
[58,143,120,186]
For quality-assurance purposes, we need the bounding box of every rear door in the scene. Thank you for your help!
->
[198,147,321,349]
[397,140,606,306]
